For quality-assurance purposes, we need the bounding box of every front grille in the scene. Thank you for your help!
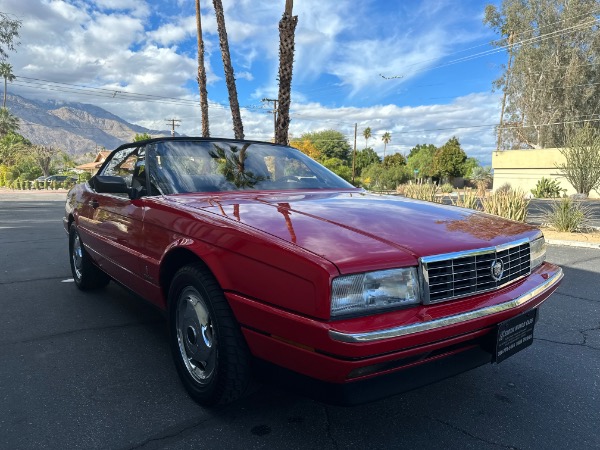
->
[421,240,531,304]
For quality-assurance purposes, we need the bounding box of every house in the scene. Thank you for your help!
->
[76,151,111,175]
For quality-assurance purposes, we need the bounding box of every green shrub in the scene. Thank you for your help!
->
[453,188,479,210]
[544,198,591,232]
[531,177,563,198]
[482,188,529,222]
[440,183,454,193]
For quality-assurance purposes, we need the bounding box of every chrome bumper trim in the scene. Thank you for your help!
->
[329,267,563,343]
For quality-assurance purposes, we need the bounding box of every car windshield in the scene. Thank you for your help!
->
[148,140,354,194]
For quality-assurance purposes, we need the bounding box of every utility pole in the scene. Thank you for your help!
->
[352,123,357,185]
[262,98,278,142]
[165,118,181,137]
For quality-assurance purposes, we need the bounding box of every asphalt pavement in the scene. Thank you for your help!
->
[0,193,599,450]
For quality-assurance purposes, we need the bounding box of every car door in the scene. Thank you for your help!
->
[84,146,148,290]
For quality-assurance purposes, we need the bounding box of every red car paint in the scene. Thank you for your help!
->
[64,138,562,403]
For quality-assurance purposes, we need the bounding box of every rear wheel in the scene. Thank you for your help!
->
[69,224,110,290]
[169,264,251,405]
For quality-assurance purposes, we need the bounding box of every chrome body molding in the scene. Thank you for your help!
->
[329,267,563,343]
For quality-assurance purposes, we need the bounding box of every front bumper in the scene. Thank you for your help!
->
[227,262,562,398]
[329,266,562,343]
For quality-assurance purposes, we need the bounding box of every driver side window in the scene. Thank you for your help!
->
[100,147,146,195]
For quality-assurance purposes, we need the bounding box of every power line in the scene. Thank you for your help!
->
[381,17,599,80]
[382,5,600,74]
[12,75,265,113]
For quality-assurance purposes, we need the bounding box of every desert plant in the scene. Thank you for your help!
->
[544,198,591,232]
[482,188,529,222]
[557,124,600,196]
[470,165,492,197]
[453,188,480,210]
[496,182,512,194]
[440,182,454,193]
[400,182,442,203]
[531,177,563,198]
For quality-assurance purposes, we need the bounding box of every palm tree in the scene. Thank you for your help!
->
[213,0,244,139]
[0,107,19,136]
[363,127,371,149]
[0,63,16,108]
[274,0,298,145]
[382,131,392,160]
[196,0,210,137]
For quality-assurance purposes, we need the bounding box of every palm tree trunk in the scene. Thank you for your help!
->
[3,78,6,109]
[213,0,244,140]
[196,0,210,137]
[275,0,298,145]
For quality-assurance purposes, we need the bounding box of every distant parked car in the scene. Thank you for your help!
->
[48,175,78,184]
[38,175,78,185]
[64,137,563,406]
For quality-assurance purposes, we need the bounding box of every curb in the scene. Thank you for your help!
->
[546,239,600,249]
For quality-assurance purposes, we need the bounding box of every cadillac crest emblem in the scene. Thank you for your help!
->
[491,259,504,281]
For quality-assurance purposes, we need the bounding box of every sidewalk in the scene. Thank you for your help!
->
[0,188,68,201]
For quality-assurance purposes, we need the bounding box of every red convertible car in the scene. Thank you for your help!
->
[64,137,562,405]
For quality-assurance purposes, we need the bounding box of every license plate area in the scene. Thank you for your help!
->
[495,309,537,363]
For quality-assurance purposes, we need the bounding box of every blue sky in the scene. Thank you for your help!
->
[2,0,506,164]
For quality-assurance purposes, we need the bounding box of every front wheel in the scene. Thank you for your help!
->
[168,264,251,406]
[69,224,110,290]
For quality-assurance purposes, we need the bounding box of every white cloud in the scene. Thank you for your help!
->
[93,0,150,18]
[286,93,501,164]
[147,15,196,46]
[236,71,253,81]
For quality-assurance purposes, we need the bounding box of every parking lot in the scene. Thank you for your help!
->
[1,193,599,450]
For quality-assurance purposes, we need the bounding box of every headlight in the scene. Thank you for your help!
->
[331,268,421,317]
[530,236,546,270]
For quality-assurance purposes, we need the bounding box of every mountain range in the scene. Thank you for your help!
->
[5,94,172,156]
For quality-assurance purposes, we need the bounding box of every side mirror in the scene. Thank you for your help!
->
[92,175,129,194]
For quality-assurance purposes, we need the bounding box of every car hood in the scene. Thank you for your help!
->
[169,190,540,274]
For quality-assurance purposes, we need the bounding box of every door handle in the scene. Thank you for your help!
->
[90,199,100,209]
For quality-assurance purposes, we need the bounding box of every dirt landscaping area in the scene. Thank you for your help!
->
[542,228,600,244]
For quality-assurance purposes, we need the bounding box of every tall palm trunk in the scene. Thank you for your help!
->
[275,0,298,145]
[196,0,210,137]
[213,0,244,140]
[3,78,6,108]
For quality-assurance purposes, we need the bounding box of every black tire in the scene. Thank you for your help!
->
[168,264,251,406]
[69,223,110,290]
